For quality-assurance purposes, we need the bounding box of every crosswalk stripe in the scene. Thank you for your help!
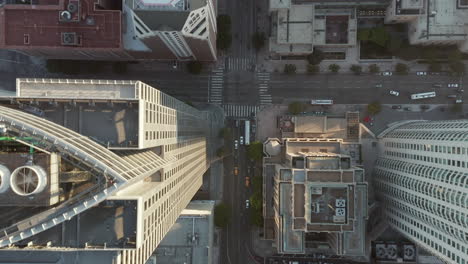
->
[209,67,225,104]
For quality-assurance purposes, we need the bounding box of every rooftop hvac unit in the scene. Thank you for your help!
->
[61,32,78,46]
[10,165,47,196]
[67,2,78,13]
[60,10,72,21]
[335,199,346,208]
[336,208,346,216]
[0,164,10,194]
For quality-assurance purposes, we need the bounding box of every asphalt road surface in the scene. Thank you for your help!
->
[221,120,258,264]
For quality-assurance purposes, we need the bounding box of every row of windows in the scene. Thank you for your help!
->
[375,179,468,242]
[403,120,468,130]
[386,207,467,264]
[375,167,468,210]
[386,130,468,141]
[385,141,468,155]
[385,150,468,169]
[376,158,468,188]
[145,102,176,125]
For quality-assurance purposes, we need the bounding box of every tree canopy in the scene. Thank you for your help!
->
[306,49,325,65]
[288,102,306,115]
[367,101,382,115]
[214,203,230,228]
[247,141,263,161]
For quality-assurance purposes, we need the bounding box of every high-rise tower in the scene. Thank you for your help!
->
[0,78,210,264]
[374,120,468,264]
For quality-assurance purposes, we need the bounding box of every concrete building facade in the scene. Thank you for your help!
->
[0,78,211,264]
[262,113,368,258]
[385,0,468,52]
[374,120,468,264]
[0,0,217,61]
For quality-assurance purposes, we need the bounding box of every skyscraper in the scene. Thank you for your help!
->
[374,120,468,264]
[0,78,210,264]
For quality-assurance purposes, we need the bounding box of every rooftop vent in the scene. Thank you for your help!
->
[10,165,47,196]
[0,164,10,194]
[60,10,72,21]
[67,2,78,13]
[61,32,80,46]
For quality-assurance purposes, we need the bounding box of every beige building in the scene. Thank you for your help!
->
[268,0,357,56]
[385,0,468,52]
[0,78,211,264]
[263,113,368,257]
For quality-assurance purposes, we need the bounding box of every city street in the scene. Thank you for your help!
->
[221,120,258,264]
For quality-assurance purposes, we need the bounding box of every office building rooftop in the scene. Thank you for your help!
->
[0,0,122,49]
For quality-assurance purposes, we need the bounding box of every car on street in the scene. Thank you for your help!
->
[234,140,238,150]
[389,90,400,96]
[391,105,402,109]
[448,83,459,88]
[245,200,250,209]
[382,71,392,76]
[457,89,464,93]
[375,84,383,88]
[240,136,244,145]
[234,167,239,176]
[245,176,250,187]
[432,83,442,88]
[447,95,457,98]
[416,71,427,76]
[171,61,178,69]
[420,105,430,110]
[404,107,411,111]
[456,99,463,104]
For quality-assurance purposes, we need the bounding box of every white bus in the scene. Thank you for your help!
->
[244,120,250,145]
[311,99,333,105]
[410,92,436,100]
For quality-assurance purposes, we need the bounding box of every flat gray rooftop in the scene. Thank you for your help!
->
[153,201,214,264]
[15,100,139,148]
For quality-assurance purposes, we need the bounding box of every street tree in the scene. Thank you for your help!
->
[306,49,325,65]
[284,64,297,75]
[368,64,380,74]
[247,141,263,161]
[395,63,409,75]
[214,203,230,228]
[328,64,340,73]
[350,65,362,75]
[288,102,305,115]
[449,61,465,76]
[307,64,319,75]
[367,101,382,115]
[252,32,266,51]
[428,63,442,72]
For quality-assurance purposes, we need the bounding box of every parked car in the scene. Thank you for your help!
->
[420,105,430,110]
[404,107,411,111]
[234,140,238,150]
[240,136,244,145]
[234,167,239,176]
[457,89,464,93]
[456,99,463,104]
[416,71,427,76]
[375,84,383,88]
[432,83,442,88]
[245,176,250,187]
[245,199,250,209]
[389,90,400,96]
[448,83,459,88]
[391,105,402,109]
[447,95,458,98]
[382,72,392,76]
[171,61,178,69]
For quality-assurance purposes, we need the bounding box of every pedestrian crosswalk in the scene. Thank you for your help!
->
[209,67,224,104]
[222,104,259,118]
[256,71,272,105]
[225,57,256,72]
